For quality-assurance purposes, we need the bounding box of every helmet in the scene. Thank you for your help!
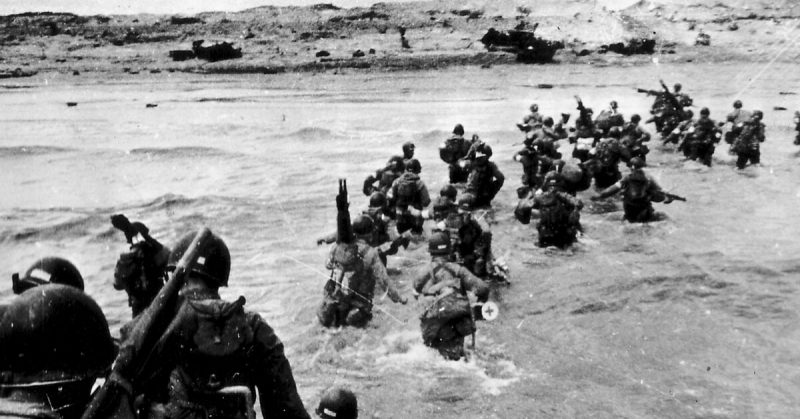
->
[475,143,493,159]
[402,142,415,157]
[168,229,231,287]
[608,126,622,138]
[0,284,114,384]
[684,109,694,118]
[428,231,451,256]
[700,107,710,116]
[630,114,641,123]
[530,103,538,112]
[543,116,554,127]
[405,158,421,173]
[351,215,374,236]
[674,83,682,91]
[440,184,457,201]
[432,196,455,215]
[585,107,594,115]
[387,155,405,170]
[316,386,358,419]
[629,157,646,169]
[12,257,84,294]
[733,100,742,109]
[452,123,464,136]
[369,191,386,208]
[610,100,618,109]
[457,193,476,210]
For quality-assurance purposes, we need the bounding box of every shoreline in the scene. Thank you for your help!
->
[0,0,797,77]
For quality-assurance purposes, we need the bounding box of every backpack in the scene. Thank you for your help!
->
[395,174,419,206]
[189,297,252,358]
[537,193,569,228]
[624,172,650,202]
[439,137,466,164]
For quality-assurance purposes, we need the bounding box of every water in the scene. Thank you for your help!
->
[2,62,800,418]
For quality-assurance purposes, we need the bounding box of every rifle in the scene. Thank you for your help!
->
[82,228,213,419]
[636,87,662,96]
[659,79,683,114]
[664,192,686,202]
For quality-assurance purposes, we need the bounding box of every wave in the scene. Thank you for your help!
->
[281,126,345,141]
[128,146,229,158]
[1,212,104,243]
[0,145,74,156]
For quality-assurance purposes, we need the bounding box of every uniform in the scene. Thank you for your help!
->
[732,117,766,169]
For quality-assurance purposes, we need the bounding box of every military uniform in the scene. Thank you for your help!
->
[732,118,766,169]
[595,168,667,223]
[531,188,583,248]
[388,169,431,234]
[590,137,629,190]
[439,133,472,184]
[685,115,720,166]
[412,256,489,360]
[465,160,504,208]
[114,240,170,317]
[318,240,405,328]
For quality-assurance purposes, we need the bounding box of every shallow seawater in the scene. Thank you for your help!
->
[2,62,800,418]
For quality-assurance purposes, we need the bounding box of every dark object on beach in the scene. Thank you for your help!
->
[480,25,564,63]
[170,16,204,25]
[598,38,656,55]
[66,102,77,107]
[316,50,331,57]
[191,40,242,62]
[368,48,376,54]
[537,83,554,89]
[169,50,195,61]
[695,32,711,46]
[146,103,158,108]
[399,26,411,49]
[72,70,80,76]
[352,50,365,58]
[0,68,37,79]
[773,106,787,111]
[779,91,796,95]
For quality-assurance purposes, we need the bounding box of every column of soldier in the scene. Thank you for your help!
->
[0,79,793,419]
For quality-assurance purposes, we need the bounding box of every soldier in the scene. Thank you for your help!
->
[126,229,312,418]
[662,109,694,148]
[316,387,357,419]
[570,96,600,162]
[513,139,544,197]
[412,231,490,360]
[388,158,431,234]
[439,124,473,183]
[724,100,752,146]
[794,111,800,145]
[517,103,543,132]
[362,155,405,197]
[401,141,416,167]
[588,126,630,190]
[553,113,571,139]
[595,100,625,136]
[732,110,766,169]
[464,143,504,208]
[11,256,84,294]
[672,83,693,108]
[111,214,171,318]
[516,177,583,248]
[684,107,722,166]
[620,114,651,161]
[592,157,681,222]
[320,215,407,328]
[445,193,499,279]
[0,284,115,419]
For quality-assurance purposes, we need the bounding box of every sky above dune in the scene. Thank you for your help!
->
[0,0,638,15]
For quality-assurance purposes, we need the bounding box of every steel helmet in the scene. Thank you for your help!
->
[733,100,742,109]
[630,114,641,123]
[12,256,84,294]
[452,123,465,136]
[753,110,763,120]
[387,155,405,169]
[428,231,451,256]
[674,83,682,91]
[700,107,710,116]
[369,191,386,208]
[0,284,114,384]
[530,103,539,112]
[543,116,554,127]
[405,158,421,173]
[610,100,618,109]
[440,184,457,201]
[475,143,493,159]
[629,157,646,169]
[168,229,231,287]
[684,109,694,118]
[351,215,374,236]
[457,192,476,210]
[317,386,358,419]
